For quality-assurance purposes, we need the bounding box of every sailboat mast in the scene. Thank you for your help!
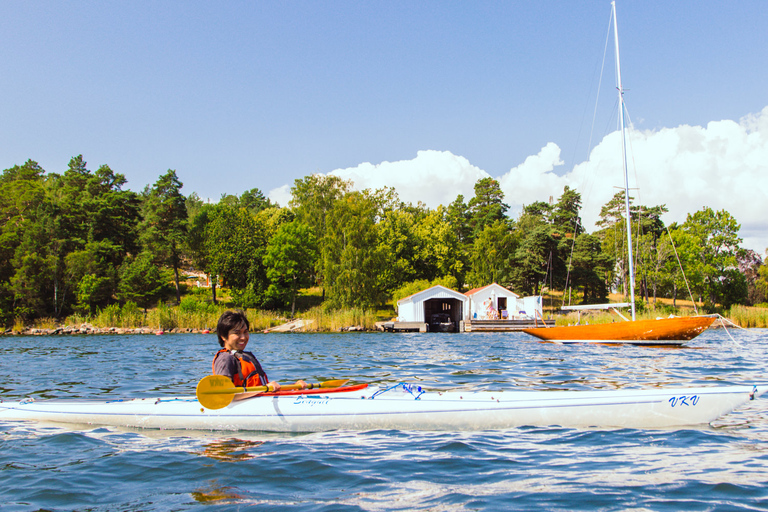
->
[612,1,636,321]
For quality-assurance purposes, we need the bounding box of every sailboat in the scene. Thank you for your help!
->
[523,1,716,345]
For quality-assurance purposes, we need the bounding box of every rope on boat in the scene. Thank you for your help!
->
[713,314,744,347]
[369,383,424,400]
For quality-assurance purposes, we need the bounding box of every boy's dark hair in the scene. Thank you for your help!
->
[216,310,250,347]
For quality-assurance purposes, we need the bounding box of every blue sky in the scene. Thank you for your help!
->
[2,1,768,250]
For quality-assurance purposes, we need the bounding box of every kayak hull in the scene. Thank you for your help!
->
[1,384,764,432]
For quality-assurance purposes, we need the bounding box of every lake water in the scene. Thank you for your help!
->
[1,328,767,511]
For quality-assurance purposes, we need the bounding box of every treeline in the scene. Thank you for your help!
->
[2,155,767,326]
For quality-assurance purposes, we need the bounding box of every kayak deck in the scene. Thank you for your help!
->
[1,384,764,432]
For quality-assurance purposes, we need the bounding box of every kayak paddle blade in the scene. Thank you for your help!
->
[196,375,239,410]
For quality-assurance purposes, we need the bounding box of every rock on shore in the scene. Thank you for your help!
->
[3,324,213,335]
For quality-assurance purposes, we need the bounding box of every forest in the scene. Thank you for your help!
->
[2,155,767,329]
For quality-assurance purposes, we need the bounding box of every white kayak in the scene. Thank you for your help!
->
[1,383,765,432]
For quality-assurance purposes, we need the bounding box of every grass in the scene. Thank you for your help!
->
[726,305,768,328]
[299,306,381,331]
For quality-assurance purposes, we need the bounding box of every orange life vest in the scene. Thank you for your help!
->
[212,349,268,389]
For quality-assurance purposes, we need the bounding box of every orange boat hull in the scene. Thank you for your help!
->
[522,316,716,344]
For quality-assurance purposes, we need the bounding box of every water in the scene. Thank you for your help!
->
[1,329,767,511]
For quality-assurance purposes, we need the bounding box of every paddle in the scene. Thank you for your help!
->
[196,374,350,410]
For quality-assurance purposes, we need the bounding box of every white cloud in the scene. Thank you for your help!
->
[267,183,292,208]
[329,150,490,207]
[268,107,768,253]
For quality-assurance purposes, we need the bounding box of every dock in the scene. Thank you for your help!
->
[379,319,555,333]
[464,319,555,332]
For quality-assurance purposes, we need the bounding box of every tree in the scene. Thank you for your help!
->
[680,207,742,307]
[517,201,552,237]
[551,186,583,236]
[118,252,170,312]
[186,202,219,303]
[65,241,120,314]
[509,226,559,295]
[0,161,47,323]
[290,175,351,296]
[468,178,509,237]
[740,249,768,306]
[205,204,269,307]
[567,233,612,303]
[446,194,472,246]
[466,221,517,288]
[321,191,388,309]
[140,170,187,303]
[263,221,318,316]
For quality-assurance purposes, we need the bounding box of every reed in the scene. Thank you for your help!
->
[300,306,378,331]
[726,305,768,328]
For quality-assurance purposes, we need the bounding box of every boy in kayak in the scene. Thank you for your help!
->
[212,310,307,397]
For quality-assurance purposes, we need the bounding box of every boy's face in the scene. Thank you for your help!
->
[223,322,249,351]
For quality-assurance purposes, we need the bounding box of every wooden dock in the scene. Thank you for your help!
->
[464,319,555,332]
[379,319,555,333]
[380,321,428,333]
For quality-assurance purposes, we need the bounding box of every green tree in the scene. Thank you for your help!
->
[567,233,612,303]
[186,202,219,303]
[65,241,120,314]
[290,175,351,296]
[118,252,170,312]
[206,204,269,307]
[510,226,559,295]
[0,161,48,323]
[321,191,387,309]
[263,221,318,316]
[680,207,742,307]
[740,249,767,305]
[467,221,517,288]
[468,178,509,237]
[446,194,472,245]
[551,186,583,236]
[139,170,187,303]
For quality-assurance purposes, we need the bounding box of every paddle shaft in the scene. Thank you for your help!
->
[204,382,327,395]
[196,375,351,409]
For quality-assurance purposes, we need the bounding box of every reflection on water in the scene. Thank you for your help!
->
[191,480,244,503]
[200,438,265,462]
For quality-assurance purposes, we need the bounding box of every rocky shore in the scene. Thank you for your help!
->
[3,319,378,335]
[2,324,212,336]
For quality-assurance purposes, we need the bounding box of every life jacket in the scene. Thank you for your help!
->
[212,349,268,389]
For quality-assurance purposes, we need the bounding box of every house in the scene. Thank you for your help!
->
[397,285,469,332]
[464,283,542,320]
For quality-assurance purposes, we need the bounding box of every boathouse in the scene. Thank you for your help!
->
[396,285,468,332]
[465,283,520,320]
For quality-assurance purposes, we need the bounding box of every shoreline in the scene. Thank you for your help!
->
[1,318,375,335]
[2,325,214,336]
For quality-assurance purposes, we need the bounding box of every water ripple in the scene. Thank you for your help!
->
[0,329,766,511]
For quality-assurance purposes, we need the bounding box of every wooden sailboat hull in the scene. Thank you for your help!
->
[522,316,717,345]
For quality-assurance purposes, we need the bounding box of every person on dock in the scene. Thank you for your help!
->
[212,310,307,397]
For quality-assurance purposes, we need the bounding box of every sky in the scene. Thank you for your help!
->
[2,1,767,252]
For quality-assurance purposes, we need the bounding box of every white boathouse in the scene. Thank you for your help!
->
[396,285,469,332]
[464,283,543,320]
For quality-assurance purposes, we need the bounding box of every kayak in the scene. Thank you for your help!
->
[2,382,765,432]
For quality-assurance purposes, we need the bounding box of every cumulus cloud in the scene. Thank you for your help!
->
[269,107,768,253]
[329,150,490,207]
